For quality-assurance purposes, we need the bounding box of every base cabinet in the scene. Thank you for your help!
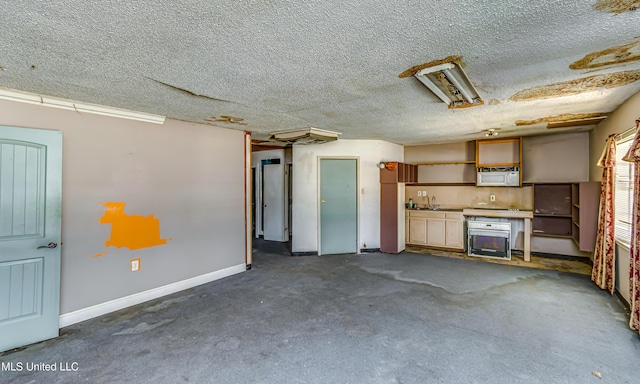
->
[445,218,464,248]
[427,219,446,246]
[409,217,427,244]
[406,210,464,250]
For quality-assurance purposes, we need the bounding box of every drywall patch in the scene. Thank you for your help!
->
[570,41,640,69]
[515,112,609,126]
[487,99,501,105]
[509,70,640,101]
[99,202,170,251]
[593,0,640,13]
[398,55,464,78]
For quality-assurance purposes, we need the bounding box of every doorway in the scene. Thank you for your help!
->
[319,158,358,255]
[263,160,285,241]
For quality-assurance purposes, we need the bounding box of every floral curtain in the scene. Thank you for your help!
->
[592,135,616,294]
[622,119,640,334]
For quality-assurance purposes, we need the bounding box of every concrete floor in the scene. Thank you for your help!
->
[1,240,638,383]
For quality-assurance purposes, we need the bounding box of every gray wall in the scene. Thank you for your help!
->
[522,132,590,183]
[0,99,246,314]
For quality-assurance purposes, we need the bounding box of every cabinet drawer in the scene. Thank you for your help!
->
[445,212,462,220]
[408,210,449,219]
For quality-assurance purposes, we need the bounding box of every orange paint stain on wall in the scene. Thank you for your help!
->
[99,202,169,251]
[91,252,109,258]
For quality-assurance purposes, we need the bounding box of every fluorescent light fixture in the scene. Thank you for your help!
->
[269,128,341,145]
[413,62,483,108]
[0,87,166,124]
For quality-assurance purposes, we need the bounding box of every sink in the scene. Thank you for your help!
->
[407,206,463,212]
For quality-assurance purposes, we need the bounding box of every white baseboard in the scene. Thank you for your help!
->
[59,263,246,328]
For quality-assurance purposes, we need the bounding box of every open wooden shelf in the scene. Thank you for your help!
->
[416,161,476,165]
[533,213,572,218]
[532,232,573,239]
[408,182,477,186]
[533,182,600,251]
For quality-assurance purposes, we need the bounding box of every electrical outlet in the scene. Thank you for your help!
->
[417,191,422,197]
[130,258,140,272]
[422,190,427,196]
[490,194,496,202]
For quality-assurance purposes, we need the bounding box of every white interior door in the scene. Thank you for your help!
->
[0,126,62,352]
[263,163,285,241]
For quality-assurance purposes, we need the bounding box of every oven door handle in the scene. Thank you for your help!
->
[467,229,510,238]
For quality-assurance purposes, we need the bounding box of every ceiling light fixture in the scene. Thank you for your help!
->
[413,62,483,108]
[269,128,341,145]
[485,129,499,137]
[0,87,166,124]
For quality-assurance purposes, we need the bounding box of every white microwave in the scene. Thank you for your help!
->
[477,167,520,187]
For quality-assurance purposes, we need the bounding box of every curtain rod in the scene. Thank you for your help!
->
[614,125,637,139]
[612,118,640,141]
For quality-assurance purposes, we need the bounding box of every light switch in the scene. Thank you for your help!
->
[417,191,422,197]
[130,258,140,272]
[422,190,427,196]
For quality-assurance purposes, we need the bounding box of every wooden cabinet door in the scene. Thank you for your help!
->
[445,219,463,248]
[427,218,446,246]
[409,217,427,244]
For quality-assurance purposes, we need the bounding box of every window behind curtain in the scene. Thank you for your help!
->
[615,138,634,248]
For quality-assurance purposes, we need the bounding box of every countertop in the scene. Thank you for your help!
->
[462,208,533,219]
[406,206,533,218]
[406,207,464,212]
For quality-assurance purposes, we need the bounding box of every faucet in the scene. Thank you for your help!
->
[432,196,437,209]
[425,195,432,209]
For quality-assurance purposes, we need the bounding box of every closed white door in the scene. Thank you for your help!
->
[0,126,62,352]
[263,163,285,241]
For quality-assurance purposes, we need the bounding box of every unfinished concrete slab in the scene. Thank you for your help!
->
[1,241,637,383]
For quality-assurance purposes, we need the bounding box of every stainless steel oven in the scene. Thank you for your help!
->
[467,221,511,260]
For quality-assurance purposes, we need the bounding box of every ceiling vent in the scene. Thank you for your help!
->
[413,62,483,108]
[269,128,341,145]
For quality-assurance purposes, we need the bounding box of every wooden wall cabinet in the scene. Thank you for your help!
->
[532,182,600,252]
[476,137,522,167]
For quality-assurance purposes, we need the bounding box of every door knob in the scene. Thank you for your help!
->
[37,242,58,249]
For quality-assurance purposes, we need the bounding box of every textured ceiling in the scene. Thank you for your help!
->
[1,1,640,145]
